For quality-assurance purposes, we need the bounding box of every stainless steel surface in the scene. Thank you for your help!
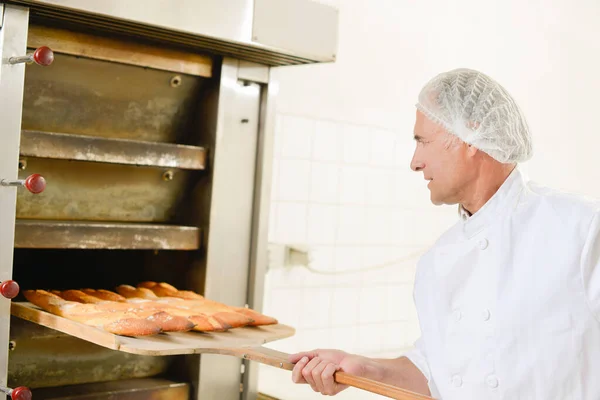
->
[9,318,171,389]
[203,60,261,305]
[0,4,29,389]
[32,378,189,400]
[0,4,4,28]
[14,220,200,249]
[242,57,279,400]
[253,0,339,61]
[7,54,29,63]
[22,51,208,143]
[194,58,262,400]
[20,130,207,170]
[0,5,294,397]
[238,60,270,84]
[24,0,255,44]
[0,180,23,187]
[5,0,338,65]
[16,158,191,222]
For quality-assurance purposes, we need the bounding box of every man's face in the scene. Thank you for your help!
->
[410,110,476,206]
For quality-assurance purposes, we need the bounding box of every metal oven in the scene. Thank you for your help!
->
[0,1,338,399]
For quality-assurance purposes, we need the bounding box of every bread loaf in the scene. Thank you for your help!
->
[52,290,196,333]
[139,282,278,326]
[106,286,228,331]
[22,278,279,336]
[122,284,254,328]
[81,288,127,302]
[231,307,278,326]
[23,290,162,336]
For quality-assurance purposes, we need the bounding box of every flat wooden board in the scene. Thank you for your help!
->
[12,302,294,356]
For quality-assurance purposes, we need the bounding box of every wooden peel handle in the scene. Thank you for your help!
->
[231,347,435,400]
[334,371,434,400]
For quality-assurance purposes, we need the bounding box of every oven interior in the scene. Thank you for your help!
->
[8,22,223,398]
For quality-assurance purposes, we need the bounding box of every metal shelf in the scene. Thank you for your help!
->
[14,220,200,250]
[30,378,190,400]
[20,130,206,170]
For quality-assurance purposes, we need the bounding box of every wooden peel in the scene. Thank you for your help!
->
[12,302,433,400]
[222,346,435,400]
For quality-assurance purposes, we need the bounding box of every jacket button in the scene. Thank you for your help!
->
[453,309,462,321]
[486,375,499,388]
[451,375,463,387]
[478,238,489,250]
[482,309,491,321]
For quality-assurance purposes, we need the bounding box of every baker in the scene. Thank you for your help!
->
[289,68,600,399]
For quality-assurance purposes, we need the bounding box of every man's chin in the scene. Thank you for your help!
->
[430,195,458,207]
[430,193,443,206]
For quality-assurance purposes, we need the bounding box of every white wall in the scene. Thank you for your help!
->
[258,0,600,399]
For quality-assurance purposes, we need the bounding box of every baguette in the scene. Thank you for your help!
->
[118,284,253,328]
[81,288,127,302]
[139,282,278,326]
[138,281,201,300]
[104,286,227,331]
[53,290,196,333]
[55,289,105,304]
[81,288,225,332]
[230,307,278,326]
[23,290,162,336]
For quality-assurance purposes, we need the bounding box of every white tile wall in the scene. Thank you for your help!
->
[313,120,343,162]
[307,204,338,244]
[309,162,340,203]
[342,125,370,164]
[277,160,311,202]
[338,166,368,204]
[274,202,308,244]
[281,116,314,159]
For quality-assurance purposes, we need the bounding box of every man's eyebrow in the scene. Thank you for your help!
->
[413,134,424,141]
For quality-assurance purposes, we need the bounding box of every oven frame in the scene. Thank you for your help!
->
[0,3,278,399]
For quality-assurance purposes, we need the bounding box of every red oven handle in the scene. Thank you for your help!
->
[10,386,32,400]
[9,45,54,66]
[0,280,20,299]
[1,174,46,194]
[24,174,46,194]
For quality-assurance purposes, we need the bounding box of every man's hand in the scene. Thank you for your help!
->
[289,349,372,396]
[289,350,431,397]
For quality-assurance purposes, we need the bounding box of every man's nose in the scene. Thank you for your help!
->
[410,153,424,172]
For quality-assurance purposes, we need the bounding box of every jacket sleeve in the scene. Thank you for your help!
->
[403,337,440,398]
[581,210,600,321]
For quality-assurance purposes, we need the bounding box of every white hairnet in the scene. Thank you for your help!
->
[416,68,532,164]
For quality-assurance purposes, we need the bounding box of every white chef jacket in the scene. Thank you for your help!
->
[404,168,600,399]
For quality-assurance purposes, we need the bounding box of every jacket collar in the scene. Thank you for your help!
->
[459,167,526,238]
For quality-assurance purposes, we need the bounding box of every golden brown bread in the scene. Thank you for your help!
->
[128,284,254,328]
[126,299,229,332]
[139,282,278,326]
[138,281,201,300]
[232,307,278,326]
[116,285,159,299]
[52,290,196,333]
[111,286,228,331]
[77,289,219,332]
[56,289,105,304]
[81,288,127,302]
[23,290,162,336]
[24,279,278,335]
